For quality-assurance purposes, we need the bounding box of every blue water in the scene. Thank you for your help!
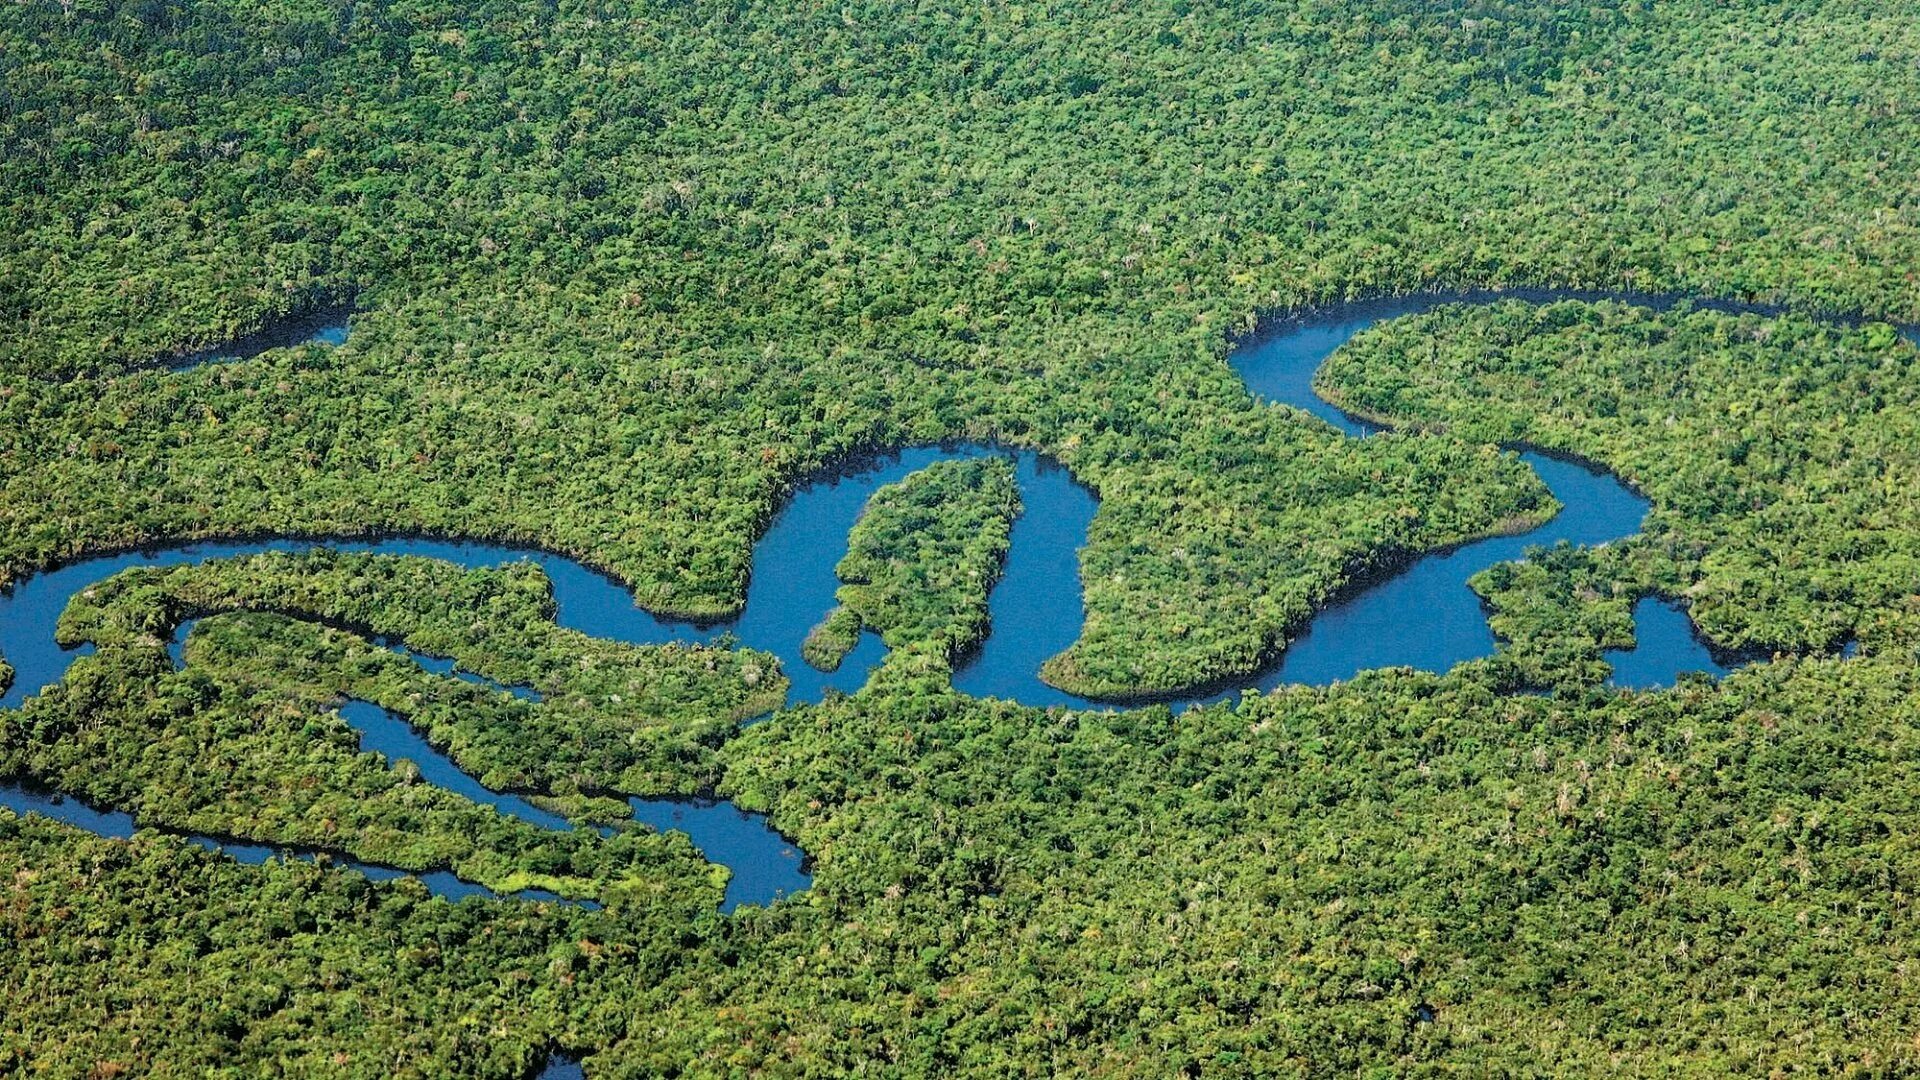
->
[5,292,1765,720]
[728,444,1013,703]
[950,452,1100,707]
[165,310,350,373]
[368,637,543,701]
[1231,286,1846,427]
[0,780,561,903]
[1603,596,1734,689]
[173,619,539,701]
[628,797,810,913]
[12,288,1869,905]
[1225,290,1775,695]
[0,539,613,714]
[1242,452,1651,690]
[342,696,808,910]
[537,1056,585,1080]
[165,618,195,670]
[60,608,802,908]
[339,699,574,832]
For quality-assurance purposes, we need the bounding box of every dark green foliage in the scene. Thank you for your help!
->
[0,283,1548,694]
[22,0,1920,692]
[22,650,1920,1076]
[57,550,787,791]
[832,458,1020,667]
[0,814,720,1078]
[1471,542,1646,690]
[699,657,1920,1076]
[1323,300,1920,658]
[1,609,729,906]
[801,605,863,673]
[10,0,1920,1074]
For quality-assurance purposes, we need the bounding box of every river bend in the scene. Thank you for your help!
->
[6,289,1820,906]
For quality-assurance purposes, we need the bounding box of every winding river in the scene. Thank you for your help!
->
[3,289,1821,914]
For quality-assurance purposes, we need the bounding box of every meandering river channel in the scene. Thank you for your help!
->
[5,289,1839,912]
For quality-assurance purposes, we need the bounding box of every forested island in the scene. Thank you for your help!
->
[6,0,1920,1075]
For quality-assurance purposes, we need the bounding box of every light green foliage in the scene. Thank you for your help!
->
[832,458,1020,667]
[1470,542,1648,690]
[1052,435,1552,696]
[0,611,723,907]
[0,814,685,1079]
[0,274,1551,695]
[17,651,1920,1075]
[56,550,787,790]
[801,606,863,673]
[699,656,1920,1076]
[1323,300,1920,656]
[23,0,1920,691]
[10,0,1920,1074]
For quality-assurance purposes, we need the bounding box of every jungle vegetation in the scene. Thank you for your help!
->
[5,601,736,905]
[1320,301,1920,668]
[6,0,1920,1075]
[805,458,1019,672]
[58,549,786,791]
[13,645,1920,1076]
[13,0,1920,694]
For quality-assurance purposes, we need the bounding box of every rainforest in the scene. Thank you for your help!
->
[6,0,1920,1075]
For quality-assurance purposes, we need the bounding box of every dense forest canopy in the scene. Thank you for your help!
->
[805,457,1020,672]
[1322,302,1920,663]
[5,0,1920,1075]
[6,0,1920,689]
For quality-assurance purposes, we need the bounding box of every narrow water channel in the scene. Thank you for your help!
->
[0,780,567,903]
[8,288,1849,909]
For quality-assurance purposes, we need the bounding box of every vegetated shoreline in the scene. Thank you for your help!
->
[143,298,358,378]
[1309,361,1753,671]
[169,603,789,730]
[15,285,1905,703]
[1311,383,1771,685]
[0,776,585,905]
[110,279,1918,389]
[1314,378,1653,508]
[1226,281,1920,359]
[0,521,725,618]
[1034,496,1564,706]
[0,435,1082,607]
[1609,594,1785,676]
[11,599,809,908]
